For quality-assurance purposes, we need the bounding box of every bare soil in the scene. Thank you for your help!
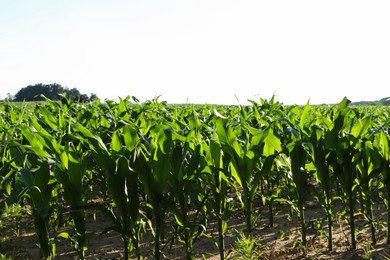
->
[2,198,390,259]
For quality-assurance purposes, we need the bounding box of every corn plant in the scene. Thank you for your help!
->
[23,106,89,258]
[73,121,145,259]
[326,98,362,249]
[18,158,56,259]
[203,137,233,260]
[0,142,20,211]
[376,129,390,244]
[134,125,176,259]
[288,142,310,254]
[0,128,28,249]
[214,114,281,238]
[16,120,60,259]
[169,136,208,260]
[167,109,211,259]
[356,138,383,245]
[279,102,314,255]
[310,124,338,251]
[109,124,144,259]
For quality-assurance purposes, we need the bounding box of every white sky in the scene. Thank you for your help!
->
[1,1,389,105]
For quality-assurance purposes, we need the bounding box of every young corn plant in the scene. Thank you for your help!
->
[18,122,60,259]
[109,124,144,259]
[310,124,338,251]
[203,136,233,260]
[18,159,56,259]
[352,102,388,245]
[258,158,284,228]
[214,116,281,238]
[24,112,89,259]
[356,138,383,245]
[0,141,22,213]
[166,112,208,257]
[376,130,390,244]
[135,125,176,259]
[169,137,208,260]
[1,123,30,250]
[326,98,365,250]
[73,121,144,259]
[287,142,310,255]
[279,101,313,255]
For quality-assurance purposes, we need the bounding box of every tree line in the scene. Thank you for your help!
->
[2,83,98,102]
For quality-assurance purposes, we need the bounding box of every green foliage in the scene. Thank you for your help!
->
[13,83,97,102]
[232,229,261,260]
[2,95,390,259]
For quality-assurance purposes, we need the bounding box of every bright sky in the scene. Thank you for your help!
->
[1,1,389,105]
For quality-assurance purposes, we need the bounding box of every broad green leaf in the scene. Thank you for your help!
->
[299,100,311,130]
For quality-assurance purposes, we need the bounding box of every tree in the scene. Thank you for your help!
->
[66,88,82,100]
[14,83,64,101]
[89,93,98,102]
[13,83,98,102]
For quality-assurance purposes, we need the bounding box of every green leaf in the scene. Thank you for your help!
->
[57,232,69,239]
[299,100,310,130]
[351,116,371,138]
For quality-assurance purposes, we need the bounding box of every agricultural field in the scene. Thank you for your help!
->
[1,96,390,259]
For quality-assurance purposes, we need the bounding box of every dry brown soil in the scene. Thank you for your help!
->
[2,198,390,259]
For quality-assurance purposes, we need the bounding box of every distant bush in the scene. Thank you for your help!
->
[13,83,98,102]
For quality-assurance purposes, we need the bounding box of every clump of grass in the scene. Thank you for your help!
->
[231,229,262,260]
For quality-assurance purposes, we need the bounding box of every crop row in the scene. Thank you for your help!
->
[1,96,390,259]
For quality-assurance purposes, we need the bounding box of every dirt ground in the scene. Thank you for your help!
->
[2,198,390,259]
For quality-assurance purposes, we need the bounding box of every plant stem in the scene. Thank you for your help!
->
[71,210,86,259]
[154,207,162,260]
[245,193,253,238]
[327,211,333,251]
[365,193,376,245]
[185,228,193,260]
[33,210,51,259]
[387,184,390,244]
[269,202,274,228]
[217,216,225,260]
[299,204,307,255]
[267,182,274,227]
[348,193,356,249]
[123,234,129,260]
